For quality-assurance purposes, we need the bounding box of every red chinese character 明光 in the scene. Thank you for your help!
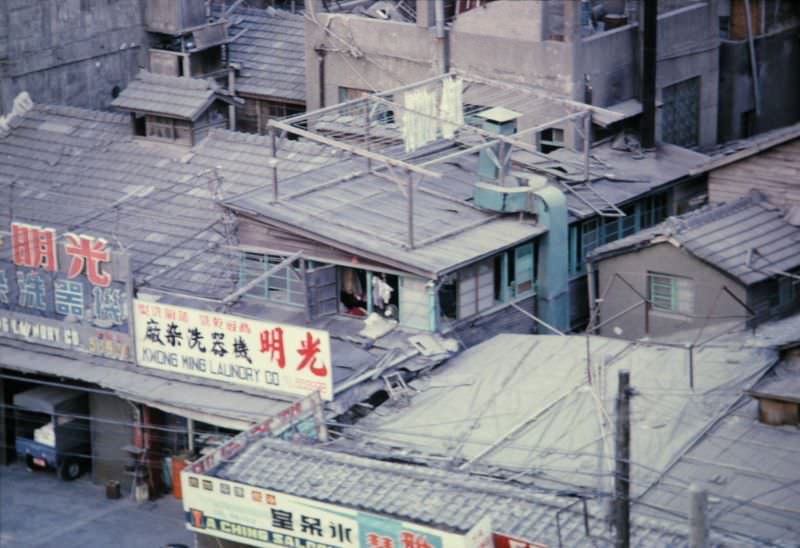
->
[11,223,58,272]
[64,233,112,287]
[297,331,328,377]
[260,327,286,369]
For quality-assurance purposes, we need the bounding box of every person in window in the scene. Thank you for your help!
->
[340,268,367,316]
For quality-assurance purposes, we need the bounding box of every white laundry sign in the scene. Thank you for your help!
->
[133,300,333,400]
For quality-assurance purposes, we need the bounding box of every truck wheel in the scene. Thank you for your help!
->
[58,459,81,481]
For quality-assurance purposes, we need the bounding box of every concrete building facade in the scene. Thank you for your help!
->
[589,192,800,340]
[304,0,721,149]
[717,0,800,141]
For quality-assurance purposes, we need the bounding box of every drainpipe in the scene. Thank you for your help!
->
[434,0,448,74]
[228,65,237,131]
[427,280,437,332]
[744,0,761,116]
[315,48,326,108]
[533,186,570,333]
[640,0,657,151]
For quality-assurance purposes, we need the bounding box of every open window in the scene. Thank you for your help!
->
[438,241,537,324]
[339,266,399,319]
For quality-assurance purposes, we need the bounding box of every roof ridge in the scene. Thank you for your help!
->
[33,103,129,124]
[136,69,214,91]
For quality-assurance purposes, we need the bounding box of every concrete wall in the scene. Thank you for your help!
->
[90,393,135,492]
[718,27,800,142]
[595,242,748,340]
[304,0,577,109]
[0,0,146,114]
[654,3,720,148]
[579,3,719,147]
[304,1,719,147]
[581,25,638,108]
[304,14,435,110]
[449,0,576,96]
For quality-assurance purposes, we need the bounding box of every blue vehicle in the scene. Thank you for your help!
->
[14,386,90,481]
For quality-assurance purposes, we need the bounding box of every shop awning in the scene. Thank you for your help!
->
[0,344,292,430]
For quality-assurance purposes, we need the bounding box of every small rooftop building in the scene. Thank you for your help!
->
[224,5,306,134]
[111,70,237,145]
[588,191,800,341]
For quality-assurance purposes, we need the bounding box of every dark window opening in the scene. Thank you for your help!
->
[340,267,399,319]
[133,114,147,137]
[438,275,458,321]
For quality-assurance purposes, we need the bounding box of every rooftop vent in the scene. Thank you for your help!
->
[477,106,521,185]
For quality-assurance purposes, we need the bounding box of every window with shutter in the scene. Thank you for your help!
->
[649,272,693,314]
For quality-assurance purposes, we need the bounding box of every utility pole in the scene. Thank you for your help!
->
[689,484,708,548]
[614,369,631,548]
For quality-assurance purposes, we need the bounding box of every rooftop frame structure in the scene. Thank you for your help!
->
[267,71,629,243]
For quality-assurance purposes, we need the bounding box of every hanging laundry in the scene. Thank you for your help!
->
[440,77,464,139]
[402,87,438,153]
[372,276,394,309]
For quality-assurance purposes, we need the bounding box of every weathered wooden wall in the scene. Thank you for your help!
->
[708,139,800,206]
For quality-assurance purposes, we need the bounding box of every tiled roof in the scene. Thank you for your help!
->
[0,104,331,299]
[1,102,449,403]
[215,436,746,547]
[589,191,800,285]
[226,6,306,103]
[111,70,225,120]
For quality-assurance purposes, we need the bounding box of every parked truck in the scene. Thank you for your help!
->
[14,386,90,481]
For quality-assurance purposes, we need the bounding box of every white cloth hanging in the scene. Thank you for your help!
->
[372,277,394,309]
[440,77,464,139]
[402,88,438,153]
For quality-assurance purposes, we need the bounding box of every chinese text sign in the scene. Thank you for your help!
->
[181,472,491,548]
[0,222,131,360]
[133,300,333,400]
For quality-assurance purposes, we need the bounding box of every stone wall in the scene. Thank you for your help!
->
[0,0,146,114]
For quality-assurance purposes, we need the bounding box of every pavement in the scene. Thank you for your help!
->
[0,463,194,547]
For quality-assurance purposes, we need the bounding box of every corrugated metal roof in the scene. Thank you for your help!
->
[1,341,290,429]
[226,6,306,103]
[513,141,709,221]
[330,333,781,545]
[590,191,800,285]
[640,397,800,545]
[225,148,547,277]
[111,70,224,120]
